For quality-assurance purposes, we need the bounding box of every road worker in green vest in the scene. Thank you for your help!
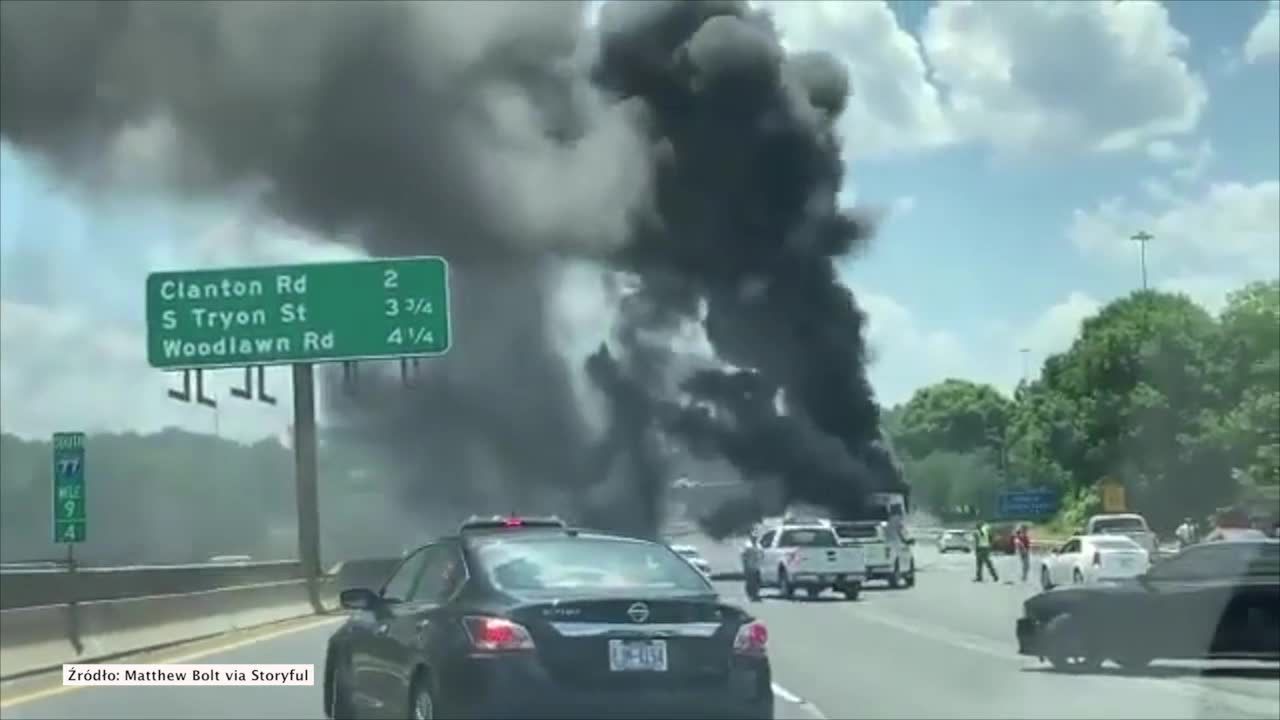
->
[973,520,999,582]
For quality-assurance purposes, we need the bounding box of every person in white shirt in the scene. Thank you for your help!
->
[1175,518,1195,549]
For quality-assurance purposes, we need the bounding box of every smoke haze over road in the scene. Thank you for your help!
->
[0,0,903,542]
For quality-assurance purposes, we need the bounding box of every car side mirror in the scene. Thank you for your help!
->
[340,587,380,611]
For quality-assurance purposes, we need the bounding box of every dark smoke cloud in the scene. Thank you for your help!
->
[0,0,903,544]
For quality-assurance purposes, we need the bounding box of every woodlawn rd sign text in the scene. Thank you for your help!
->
[145,257,451,370]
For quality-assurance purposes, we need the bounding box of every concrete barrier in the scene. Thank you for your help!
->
[0,578,338,680]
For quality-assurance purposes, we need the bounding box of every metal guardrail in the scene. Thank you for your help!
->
[0,560,306,610]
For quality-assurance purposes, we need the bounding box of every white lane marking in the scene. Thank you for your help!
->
[771,682,804,703]
[772,682,828,719]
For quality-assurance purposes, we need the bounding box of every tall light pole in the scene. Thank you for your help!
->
[1130,231,1154,292]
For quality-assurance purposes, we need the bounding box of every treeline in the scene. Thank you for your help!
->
[884,280,1279,533]
[0,429,413,566]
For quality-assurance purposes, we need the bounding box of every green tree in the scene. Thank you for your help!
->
[903,450,1003,518]
[895,379,1013,461]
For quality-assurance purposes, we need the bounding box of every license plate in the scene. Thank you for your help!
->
[608,639,668,672]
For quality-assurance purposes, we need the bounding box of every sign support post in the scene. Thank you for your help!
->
[292,363,322,605]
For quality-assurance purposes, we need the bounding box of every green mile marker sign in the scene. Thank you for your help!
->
[145,257,451,370]
[53,432,86,544]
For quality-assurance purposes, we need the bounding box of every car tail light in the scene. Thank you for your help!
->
[1092,551,1101,567]
[733,620,768,655]
[462,616,535,651]
[785,550,800,567]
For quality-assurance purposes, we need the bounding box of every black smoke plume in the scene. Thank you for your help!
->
[0,0,903,544]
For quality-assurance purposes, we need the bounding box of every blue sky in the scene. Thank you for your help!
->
[2,0,1278,441]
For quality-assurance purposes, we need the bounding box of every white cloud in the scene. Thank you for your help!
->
[1145,138,1214,182]
[1070,179,1280,271]
[1245,0,1280,64]
[921,0,1207,154]
[845,284,995,405]
[1016,291,1102,357]
[761,1,954,158]
[1070,177,1279,319]
[1158,273,1244,315]
[0,300,296,442]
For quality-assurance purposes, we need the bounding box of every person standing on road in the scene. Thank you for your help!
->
[1175,517,1195,549]
[973,521,999,582]
[1013,524,1031,582]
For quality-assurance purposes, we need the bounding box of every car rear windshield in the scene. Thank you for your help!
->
[778,528,838,547]
[1092,517,1147,533]
[471,537,711,593]
[834,524,880,540]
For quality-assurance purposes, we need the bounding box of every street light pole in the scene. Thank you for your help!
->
[1130,231,1153,292]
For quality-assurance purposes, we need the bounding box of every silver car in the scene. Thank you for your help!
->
[939,529,971,553]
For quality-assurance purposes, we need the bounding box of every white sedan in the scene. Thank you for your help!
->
[670,544,713,577]
[1040,534,1150,589]
[938,529,971,553]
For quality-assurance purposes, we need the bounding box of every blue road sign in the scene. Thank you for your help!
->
[997,488,1059,520]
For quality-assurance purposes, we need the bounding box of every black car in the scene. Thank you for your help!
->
[324,517,774,719]
[1016,539,1280,671]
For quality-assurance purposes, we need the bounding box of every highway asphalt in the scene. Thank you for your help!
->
[2,542,1276,719]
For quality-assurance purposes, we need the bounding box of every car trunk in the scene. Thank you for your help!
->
[511,595,739,690]
[1097,549,1147,576]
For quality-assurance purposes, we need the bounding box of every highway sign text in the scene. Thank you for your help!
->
[52,432,86,544]
[996,488,1058,520]
[146,257,451,369]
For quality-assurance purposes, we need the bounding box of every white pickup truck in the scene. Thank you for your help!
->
[741,522,867,601]
[830,520,916,588]
[1085,513,1159,556]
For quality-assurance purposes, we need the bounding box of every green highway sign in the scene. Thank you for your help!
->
[52,432,86,544]
[146,257,451,369]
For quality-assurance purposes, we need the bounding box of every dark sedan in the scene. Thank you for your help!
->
[1016,539,1280,671]
[325,517,774,719]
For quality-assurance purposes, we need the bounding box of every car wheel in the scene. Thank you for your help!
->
[410,672,435,720]
[804,586,819,599]
[1072,569,1084,585]
[1044,614,1101,673]
[327,653,356,720]
[1040,566,1054,591]
[778,568,794,599]
[841,582,862,601]
[888,561,902,589]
